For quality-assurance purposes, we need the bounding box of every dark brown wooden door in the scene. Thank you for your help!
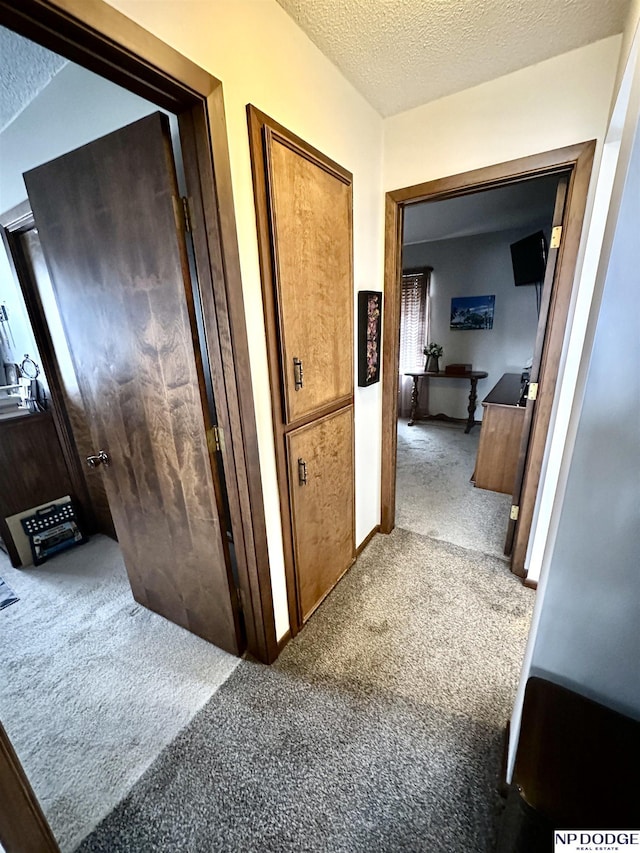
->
[265,129,354,424]
[24,112,241,654]
[287,407,355,621]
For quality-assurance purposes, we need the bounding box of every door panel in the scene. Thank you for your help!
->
[505,175,569,570]
[287,407,355,622]
[266,130,353,424]
[24,112,241,654]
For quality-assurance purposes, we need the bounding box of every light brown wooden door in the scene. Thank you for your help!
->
[265,129,353,424]
[24,112,241,654]
[505,175,569,571]
[287,407,355,621]
[249,108,356,633]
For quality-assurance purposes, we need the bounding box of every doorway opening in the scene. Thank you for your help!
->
[395,174,561,561]
[381,141,596,580]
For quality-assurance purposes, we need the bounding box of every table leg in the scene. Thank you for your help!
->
[408,376,419,426]
[465,377,479,433]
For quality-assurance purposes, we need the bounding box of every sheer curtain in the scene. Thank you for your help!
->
[398,268,431,417]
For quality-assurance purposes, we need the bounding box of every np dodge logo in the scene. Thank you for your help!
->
[555,831,640,852]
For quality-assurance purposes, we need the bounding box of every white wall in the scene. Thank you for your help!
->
[615,0,640,97]
[104,0,386,640]
[531,78,640,717]
[403,226,543,419]
[384,36,621,192]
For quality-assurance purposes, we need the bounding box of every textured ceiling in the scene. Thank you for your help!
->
[403,174,559,245]
[0,27,67,133]
[275,0,631,116]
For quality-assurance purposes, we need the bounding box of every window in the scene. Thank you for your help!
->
[399,268,432,372]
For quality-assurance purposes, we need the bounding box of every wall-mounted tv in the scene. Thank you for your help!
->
[510,230,548,286]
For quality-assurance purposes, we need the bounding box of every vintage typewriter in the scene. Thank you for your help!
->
[21,501,87,566]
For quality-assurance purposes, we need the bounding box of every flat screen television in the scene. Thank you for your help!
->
[510,230,547,286]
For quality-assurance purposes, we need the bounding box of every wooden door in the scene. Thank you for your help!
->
[505,175,569,569]
[265,129,353,424]
[24,112,241,654]
[287,407,355,621]
[249,108,356,633]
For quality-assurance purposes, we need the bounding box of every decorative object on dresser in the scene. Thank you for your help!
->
[423,341,443,373]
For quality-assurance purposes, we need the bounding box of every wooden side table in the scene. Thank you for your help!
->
[404,370,488,433]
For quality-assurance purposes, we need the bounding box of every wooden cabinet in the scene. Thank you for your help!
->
[249,108,355,633]
[0,411,73,566]
[474,374,525,494]
[287,407,355,621]
[266,130,354,425]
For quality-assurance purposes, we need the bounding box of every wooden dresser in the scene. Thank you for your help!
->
[474,373,525,494]
[0,410,72,566]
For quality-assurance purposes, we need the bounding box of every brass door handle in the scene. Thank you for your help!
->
[298,458,307,486]
[86,450,111,469]
[293,357,304,391]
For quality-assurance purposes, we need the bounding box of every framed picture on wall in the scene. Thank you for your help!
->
[358,290,382,386]
[450,294,495,330]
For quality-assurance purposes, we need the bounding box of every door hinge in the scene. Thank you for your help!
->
[510,505,520,521]
[207,425,224,454]
[550,225,562,249]
[527,382,539,401]
[181,196,192,233]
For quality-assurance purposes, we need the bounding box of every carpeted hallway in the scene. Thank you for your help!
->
[2,417,534,852]
[76,528,534,853]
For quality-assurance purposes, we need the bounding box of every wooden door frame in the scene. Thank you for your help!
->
[247,105,355,637]
[380,141,596,578]
[0,722,59,853]
[0,0,277,663]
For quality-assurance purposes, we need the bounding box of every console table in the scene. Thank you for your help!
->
[405,370,488,433]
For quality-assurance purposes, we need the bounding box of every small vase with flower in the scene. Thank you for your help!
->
[423,342,443,373]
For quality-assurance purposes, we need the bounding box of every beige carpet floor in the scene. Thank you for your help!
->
[76,528,535,852]
[0,536,239,852]
[396,418,513,559]
[2,419,530,851]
